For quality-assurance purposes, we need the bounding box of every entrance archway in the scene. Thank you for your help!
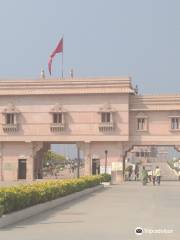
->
[37,142,84,179]
[123,145,180,181]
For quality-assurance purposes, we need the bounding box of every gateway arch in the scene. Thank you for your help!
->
[0,77,180,181]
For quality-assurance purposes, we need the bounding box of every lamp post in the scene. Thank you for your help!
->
[105,150,108,174]
[77,147,80,178]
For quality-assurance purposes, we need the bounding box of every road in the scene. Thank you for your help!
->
[1,181,180,240]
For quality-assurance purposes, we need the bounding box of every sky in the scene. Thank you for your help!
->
[0,0,180,94]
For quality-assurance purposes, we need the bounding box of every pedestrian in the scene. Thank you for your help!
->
[148,170,152,182]
[134,164,139,181]
[128,166,133,181]
[152,169,156,186]
[155,166,161,185]
[141,166,148,186]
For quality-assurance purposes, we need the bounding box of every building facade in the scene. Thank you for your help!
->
[0,77,180,181]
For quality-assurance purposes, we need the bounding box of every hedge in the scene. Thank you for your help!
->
[0,176,102,216]
[100,173,111,182]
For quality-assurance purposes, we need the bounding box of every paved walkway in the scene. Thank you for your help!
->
[1,182,180,240]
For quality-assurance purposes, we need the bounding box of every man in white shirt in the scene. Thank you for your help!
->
[155,166,161,185]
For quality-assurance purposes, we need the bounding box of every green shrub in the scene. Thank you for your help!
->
[0,205,4,217]
[167,160,174,169]
[125,165,133,172]
[0,176,101,215]
[167,161,180,173]
[100,173,111,182]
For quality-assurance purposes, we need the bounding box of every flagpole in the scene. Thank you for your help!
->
[62,51,63,78]
[61,36,64,79]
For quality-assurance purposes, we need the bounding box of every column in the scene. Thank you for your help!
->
[31,142,44,180]
[0,142,3,181]
[83,142,92,176]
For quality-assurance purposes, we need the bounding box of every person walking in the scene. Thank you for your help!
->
[134,164,139,181]
[152,169,156,186]
[128,166,133,181]
[155,166,161,185]
[141,166,148,186]
[148,170,152,182]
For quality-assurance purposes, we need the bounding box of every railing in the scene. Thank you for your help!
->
[99,122,115,132]
[2,124,18,132]
[50,123,65,132]
[0,122,127,136]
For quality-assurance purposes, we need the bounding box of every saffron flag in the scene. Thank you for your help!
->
[48,38,63,75]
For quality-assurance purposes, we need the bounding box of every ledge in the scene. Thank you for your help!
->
[0,184,104,228]
[0,77,134,95]
[169,129,180,132]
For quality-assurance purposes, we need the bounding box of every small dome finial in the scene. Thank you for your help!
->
[135,85,138,95]
[70,68,74,78]
[40,69,45,79]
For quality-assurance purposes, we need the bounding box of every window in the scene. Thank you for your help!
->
[144,152,150,157]
[137,118,145,130]
[101,112,111,123]
[136,152,140,157]
[141,151,145,157]
[6,113,15,124]
[99,112,114,132]
[171,118,179,130]
[50,108,65,132]
[136,113,148,132]
[53,113,62,124]
[2,104,19,132]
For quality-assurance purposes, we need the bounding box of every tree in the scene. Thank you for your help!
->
[43,150,66,168]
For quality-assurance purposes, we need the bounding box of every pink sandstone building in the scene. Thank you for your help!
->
[0,77,180,181]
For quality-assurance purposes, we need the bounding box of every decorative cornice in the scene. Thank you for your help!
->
[135,112,148,118]
[2,103,19,114]
[98,102,116,112]
[168,111,180,118]
[0,77,134,96]
[50,103,67,113]
[130,95,180,111]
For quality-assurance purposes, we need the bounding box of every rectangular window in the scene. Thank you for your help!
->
[171,118,179,130]
[141,152,145,157]
[137,118,145,130]
[144,152,149,157]
[53,113,62,124]
[101,112,111,123]
[136,152,140,157]
[6,113,15,124]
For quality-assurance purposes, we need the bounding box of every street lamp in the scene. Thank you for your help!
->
[77,147,80,178]
[105,150,108,174]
